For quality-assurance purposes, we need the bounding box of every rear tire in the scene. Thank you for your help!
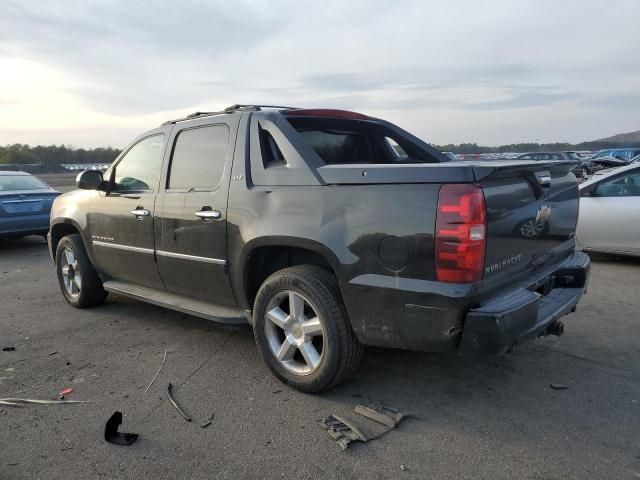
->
[55,234,107,308]
[253,265,362,393]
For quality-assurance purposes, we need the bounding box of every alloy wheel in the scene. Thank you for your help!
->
[520,219,546,238]
[60,247,82,297]
[264,290,325,375]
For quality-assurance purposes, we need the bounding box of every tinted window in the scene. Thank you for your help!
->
[169,125,229,190]
[595,170,640,197]
[299,130,372,164]
[285,116,439,164]
[385,137,407,158]
[0,175,48,191]
[259,127,286,168]
[114,134,164,191]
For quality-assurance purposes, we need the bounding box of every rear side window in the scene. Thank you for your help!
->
[0,175,47,191]
[168,125,229,190]
[299,130,372,164]
[285,116,439,164]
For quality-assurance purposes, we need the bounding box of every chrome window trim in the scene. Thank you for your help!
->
[156,250,226,265]
[1,199,43,204]
[92,241,154,255]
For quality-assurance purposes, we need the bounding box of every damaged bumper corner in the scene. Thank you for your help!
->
[459,251,590,355]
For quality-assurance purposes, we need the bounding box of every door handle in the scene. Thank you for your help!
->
[195,209,221,220]
[130,206,150,217]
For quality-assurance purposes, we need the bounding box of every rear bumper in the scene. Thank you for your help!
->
[0,213,51,237]
[344,250,590,354]
[459,250,590,355]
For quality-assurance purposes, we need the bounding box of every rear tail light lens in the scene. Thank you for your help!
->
[435,184,486,283]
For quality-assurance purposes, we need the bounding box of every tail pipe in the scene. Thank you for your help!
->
[545,320,564,337]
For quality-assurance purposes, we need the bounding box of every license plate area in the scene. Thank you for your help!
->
[1,199,44,214]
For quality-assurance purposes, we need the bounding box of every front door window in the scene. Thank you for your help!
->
[112,134,165,192]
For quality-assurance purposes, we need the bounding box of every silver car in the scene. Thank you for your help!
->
[577,163,640,256]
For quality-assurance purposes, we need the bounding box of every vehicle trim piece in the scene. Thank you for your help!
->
[102,280,249,324]
[156,250,226,265]
[92,240,154,255]
[1,199,43,204]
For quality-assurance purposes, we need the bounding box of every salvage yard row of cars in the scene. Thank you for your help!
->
[1,110,638,391]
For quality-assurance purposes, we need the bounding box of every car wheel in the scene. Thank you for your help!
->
[253,265,362,393]
[516,218,548,239]
[56,234,107,308]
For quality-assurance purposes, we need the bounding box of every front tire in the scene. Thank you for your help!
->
[55,234,107,308]
[253,265,362,393]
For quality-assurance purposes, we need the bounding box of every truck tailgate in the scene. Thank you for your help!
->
[476,160,579,283]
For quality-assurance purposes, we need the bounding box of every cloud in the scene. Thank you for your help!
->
[0,0,639,146]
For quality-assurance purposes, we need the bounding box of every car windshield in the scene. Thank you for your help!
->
[0,175,48,191]
[566,152,581,160]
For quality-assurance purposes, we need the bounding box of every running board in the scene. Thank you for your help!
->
[103,280,250,325]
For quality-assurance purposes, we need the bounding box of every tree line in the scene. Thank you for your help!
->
[1,139,637,170]
[433,140,639,154]
[0,144,121,167]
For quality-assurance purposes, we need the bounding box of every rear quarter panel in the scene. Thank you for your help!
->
[227,180,440,309]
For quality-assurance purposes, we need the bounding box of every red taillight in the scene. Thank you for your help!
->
[435,184,486,283]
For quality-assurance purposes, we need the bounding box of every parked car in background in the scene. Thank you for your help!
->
[0,171,60,238]
[593,148,640,162]
[517,152,589,178]
[588,156,629,176]
[577,163,640,256]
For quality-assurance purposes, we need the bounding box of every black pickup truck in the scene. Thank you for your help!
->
[48,105,590,392]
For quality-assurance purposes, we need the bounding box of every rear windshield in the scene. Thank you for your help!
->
[285,117,441,164]
[0,175,48,191]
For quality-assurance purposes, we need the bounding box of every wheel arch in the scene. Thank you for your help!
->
[237,236,343,310]
[49,219,91,264]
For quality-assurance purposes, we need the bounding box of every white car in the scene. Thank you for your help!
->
[577,163,640,256]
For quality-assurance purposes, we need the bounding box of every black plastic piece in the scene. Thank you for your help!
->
[104,411,139,446]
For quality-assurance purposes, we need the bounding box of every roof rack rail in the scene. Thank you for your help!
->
[161,104,300,125]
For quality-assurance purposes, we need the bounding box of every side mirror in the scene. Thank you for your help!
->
[76,170,104,190]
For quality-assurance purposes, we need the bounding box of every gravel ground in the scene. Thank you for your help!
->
[0,236,639,480]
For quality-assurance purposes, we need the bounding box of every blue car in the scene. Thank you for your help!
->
[593,148,640,162]
[0,171,60,238]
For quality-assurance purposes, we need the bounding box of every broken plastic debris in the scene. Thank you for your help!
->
[0,398,89,407]
[550,383,568,390]
[320,404,408,450]
[200,413,215,429]
[144,350,168,393]
[104,411,139,446]
[167,383,191,422]
[59,387,73,397]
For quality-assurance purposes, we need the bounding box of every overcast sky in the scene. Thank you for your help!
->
[1,0,639,148]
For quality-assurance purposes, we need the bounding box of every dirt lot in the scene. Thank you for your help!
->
[0,236,639,480]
